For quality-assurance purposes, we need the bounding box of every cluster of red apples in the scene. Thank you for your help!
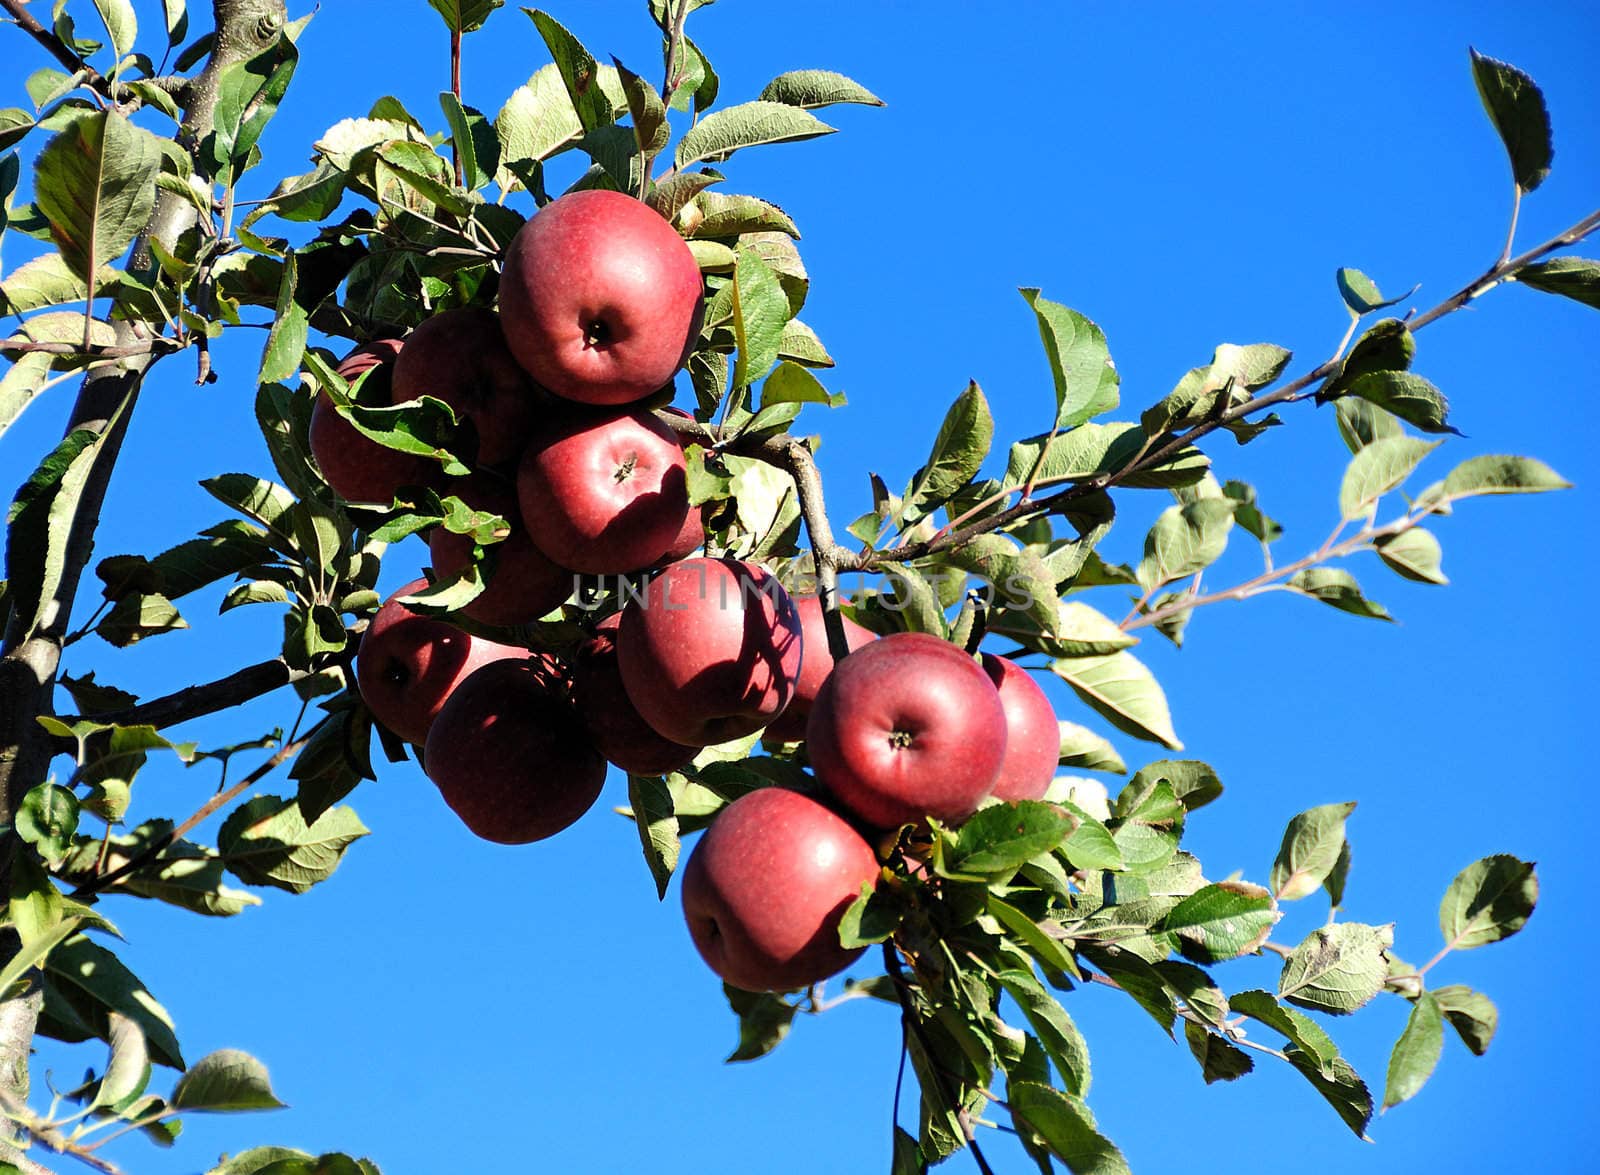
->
[319,189,1064,995]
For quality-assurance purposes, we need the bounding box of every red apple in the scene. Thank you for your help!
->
[354,577,525,745]
[980,654,1059,803]
[681,787,878,992]
[498,189,704,405]
[516,408,689,574]
[309,339,434,506]
[617,558,803,746]
[807,632,1007,828]
[390,308,542,466]
[423,658,606,844]
[762,595,876,742]
[571,613,698,775]
[429,475,573,626]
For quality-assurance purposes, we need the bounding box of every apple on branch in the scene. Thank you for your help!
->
[309,339,435,507]
[516,407,691,575]
[806,631,1007,828]
[571,613,697,776]
[354,578,526,746]
[423,657,606,845]
[498,189,705,406]
[390,307,545,467]
[681,787,879,993]
[617,557,803,747]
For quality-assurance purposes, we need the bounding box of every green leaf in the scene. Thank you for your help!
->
[1278,922,1393,1015]
[91,1009,151,1112]
[6,427,104,642]
[201,473,296,531]
[494,65,584,184]
[1347,371,1456,435]
[1514,257,1600,310]
[526,10,615,133]
[1049,650,1181,750]
[0,915,84,1005]
[1438,855,1537,950]
[218,795,369,894]
[1008,1082,1129,1175]
[730,246,789,391]
[91,0,137,60]
[1270,801,1357,901]
[1433,985,1497,1056]
[173,1049,286,1111]
[439,93,497,191]
[987,894,1080,984]
[669,35,718,115]
[46,935,184,1069]
[1287,1050,1373,1140]
[209,37,298,183]
[686,191,799,239]
[1382,991,1443,1111]
[939,534,1058,636]
[950,801,1077,879]
[1287,568,1392,622]
[1142,343,1290,437]
[1020,290,1120,432]
[1004,422,1208,492]
[614,58,668,158]
[627,773,678,900]
[1436,454,1571,502]
[758,70,884,109]
[9,852,64,948]
[161,0,187,46]
[16,782,79,863]
[34,111,162,283]
[1335,397,1404,454]
[1320,317,1414,402]
[903,382,992,522]
[1470,48,1552,192]
[260,250,308,384]
[96,592,188,647]
[1161,882,1277,963]
[759,361,844,410]
[1376,527,1447,585]
[1125,760,1222,813]
[1056,723,1125,775]
[1183,1021,1254,1084]
[1135,497,1236,592]
[778,318,833,367]
[1228,989,1339,1077]
[1335,267,1413,314]
[836,881,902,948]
[426,0,503,33]
[723,985,797,1062]
[1081,946,1174,1035]
[1339,435,1442,519]
[995,970,1091,1096]
[0,108,33,152]
[675,100,835,169]
[1048,603,1137,656]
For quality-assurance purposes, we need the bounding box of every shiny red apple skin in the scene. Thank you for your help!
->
[423,658,606,844]
[390,308,542,466]
[516,408,689,574]
[309,340,434,506]
[354,578,525,745]
[980,654,1060,803]
[806,632,1007,828]
[571,613,698,775]
[498,190,704,405]
[428,475,573,626]
[762,596,876,743]
[681,788,877,992]
[617,558,803,746]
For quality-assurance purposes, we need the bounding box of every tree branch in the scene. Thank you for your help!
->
[70,727,313,902]
[51,657,311,746]
[0,0,120,102]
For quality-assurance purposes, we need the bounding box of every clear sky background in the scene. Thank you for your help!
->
[4,1,1597,1172]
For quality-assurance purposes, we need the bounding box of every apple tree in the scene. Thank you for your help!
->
[0,1,1592,1172]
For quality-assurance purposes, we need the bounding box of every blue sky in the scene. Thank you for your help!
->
[4,1,1597,1172]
